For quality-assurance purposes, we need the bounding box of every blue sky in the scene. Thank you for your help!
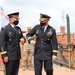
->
[0,0,75,32]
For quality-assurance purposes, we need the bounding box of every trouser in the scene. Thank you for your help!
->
[22,50,33,67]
[34,58,53,75]
[4,60,20,75]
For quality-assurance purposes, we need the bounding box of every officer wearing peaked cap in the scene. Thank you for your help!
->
[7,12,19,18]
[40,13,51,18]
[0,12,26,75]
[26,13,58,75]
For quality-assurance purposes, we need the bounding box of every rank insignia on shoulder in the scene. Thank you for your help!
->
[2,26,6,29]
[53,28,56,31]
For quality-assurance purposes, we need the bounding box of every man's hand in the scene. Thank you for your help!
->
[20,38,25,45]
[4,56,8,63]
[30,40,36,45]
[52,55,57,60]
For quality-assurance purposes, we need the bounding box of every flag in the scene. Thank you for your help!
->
[0,6,8,20]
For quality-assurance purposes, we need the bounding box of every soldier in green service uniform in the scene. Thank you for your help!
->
[26,13,58,75]
[0,12,26,75]
[22,27,35,71]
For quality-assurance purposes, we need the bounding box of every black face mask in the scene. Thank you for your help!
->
[13,20,19,25]
[40,22,46,26]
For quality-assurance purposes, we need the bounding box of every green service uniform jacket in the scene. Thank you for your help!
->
[26,24,58,60]
[0,24,25,60]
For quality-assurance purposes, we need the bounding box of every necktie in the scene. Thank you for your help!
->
[42,26,45,32]
[14,26,18,34]
[14,26,16,29]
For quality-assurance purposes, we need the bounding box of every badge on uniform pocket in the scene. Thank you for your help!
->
[9,31,12,37]
[47,28,52,37]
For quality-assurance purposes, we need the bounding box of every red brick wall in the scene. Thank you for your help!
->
[57,33,75,43]
[0,54,4,66]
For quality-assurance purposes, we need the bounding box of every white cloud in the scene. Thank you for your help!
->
[0,0,4,5]
[1,0,75,32]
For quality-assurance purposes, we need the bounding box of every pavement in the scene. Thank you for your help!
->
[0,64,75,75]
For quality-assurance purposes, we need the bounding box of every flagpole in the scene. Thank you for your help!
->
[0,15,1,30]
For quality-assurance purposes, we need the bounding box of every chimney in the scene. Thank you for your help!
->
[60,26,65,33]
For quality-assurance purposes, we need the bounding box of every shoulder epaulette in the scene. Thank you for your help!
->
[52,27,56,31]
[2,26,6,29]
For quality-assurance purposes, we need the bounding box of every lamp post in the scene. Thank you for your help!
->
[66,14,70,43]
[66,14,73,71]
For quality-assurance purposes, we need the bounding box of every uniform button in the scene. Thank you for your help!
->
[16,42,18,44]
[48,39,49,40]
[42,38,43,40]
